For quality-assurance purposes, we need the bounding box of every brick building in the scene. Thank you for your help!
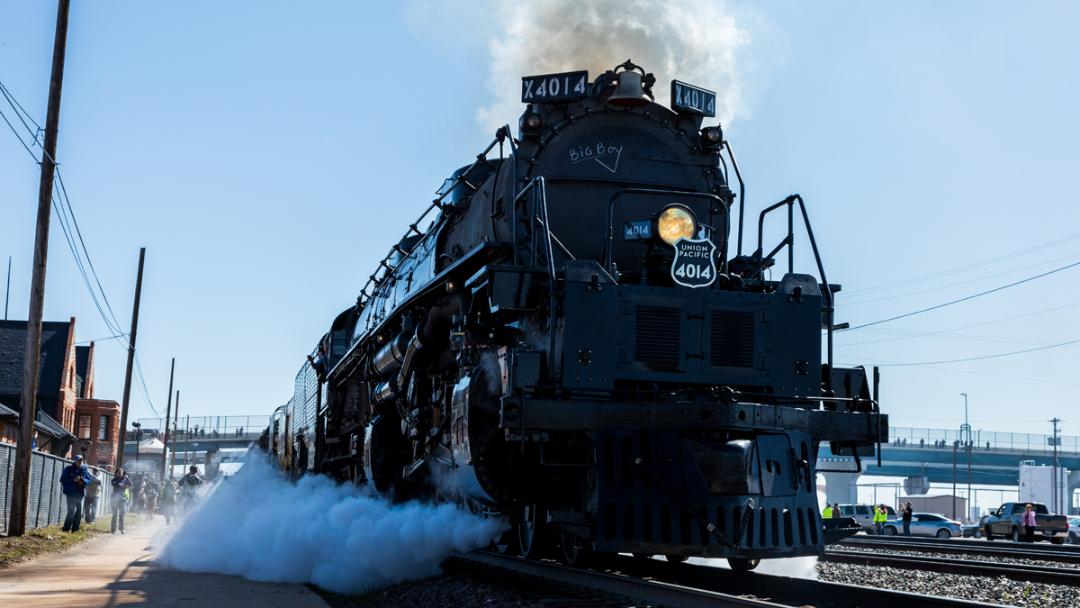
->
[0,318,85,455]
[74,398,121,469]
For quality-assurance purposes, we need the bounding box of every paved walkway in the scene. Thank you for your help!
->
[0,519,328,607]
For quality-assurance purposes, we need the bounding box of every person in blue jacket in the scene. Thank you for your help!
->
[60,454,93,532]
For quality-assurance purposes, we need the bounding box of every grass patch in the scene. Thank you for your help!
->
[0,519,110,569]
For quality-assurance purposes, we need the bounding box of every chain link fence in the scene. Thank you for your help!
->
[0,444,114,536]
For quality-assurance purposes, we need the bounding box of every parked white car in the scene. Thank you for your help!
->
[883,512,963,538]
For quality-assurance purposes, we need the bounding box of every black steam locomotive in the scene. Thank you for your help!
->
[262,61,886,570]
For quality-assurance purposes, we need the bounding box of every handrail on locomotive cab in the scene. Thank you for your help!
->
[355,125,512,311]
[513,177,560,375]
[752,194,835,392]
[602,188,731,273]
[721,141,747,257]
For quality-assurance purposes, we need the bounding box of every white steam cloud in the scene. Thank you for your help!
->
[159,457,505,594]
[475,0,751,132]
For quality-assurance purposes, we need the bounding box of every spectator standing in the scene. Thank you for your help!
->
[872,504,887,535]
[1023,503,1037,543]
[143,479,160,520]
[60,455,92,532]
[84,474,102,523]
[110,467,132,534]
[160,478,178,524]
[902,502,913,536]
[178,465,204,511]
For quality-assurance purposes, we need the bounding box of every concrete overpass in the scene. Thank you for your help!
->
[120,415,266,475]
[818,426,1080,508]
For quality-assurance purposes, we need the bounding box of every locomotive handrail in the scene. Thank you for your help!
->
[355,125,512,310]
[514,177,561,375]
[603,188,730,274]
[752,194,835,391]
[721,141,747,257]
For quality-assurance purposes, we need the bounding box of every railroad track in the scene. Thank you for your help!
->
[445,550,1002,608]
[838,537,1080,565]
[823,548,1080,587]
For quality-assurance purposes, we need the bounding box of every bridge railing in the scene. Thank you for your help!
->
[889,426,1080,454]
[129,415,270,442]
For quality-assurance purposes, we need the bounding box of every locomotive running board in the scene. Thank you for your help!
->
[506,397,886,445]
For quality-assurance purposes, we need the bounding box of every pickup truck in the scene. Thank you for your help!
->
[982,502,1069,544]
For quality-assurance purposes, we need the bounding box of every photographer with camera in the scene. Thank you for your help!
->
[60,455,92,532]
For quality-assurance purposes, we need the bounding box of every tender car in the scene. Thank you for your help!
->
[883,512,963,538]
[982,502,1069,544]
[1068,516,1080,544]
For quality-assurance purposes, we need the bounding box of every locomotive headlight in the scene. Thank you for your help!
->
[657,206,697,245]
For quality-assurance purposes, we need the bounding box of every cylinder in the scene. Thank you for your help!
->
[371,334,409,377]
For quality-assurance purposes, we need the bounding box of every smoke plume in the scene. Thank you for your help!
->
[159,457,505,594]
[475,0,751,132]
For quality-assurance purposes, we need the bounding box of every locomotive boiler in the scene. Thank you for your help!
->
[263,61,886,570]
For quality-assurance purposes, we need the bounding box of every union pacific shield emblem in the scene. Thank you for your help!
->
[671,237,717,288]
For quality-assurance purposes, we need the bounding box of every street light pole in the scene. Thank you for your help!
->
[962,393,972,520]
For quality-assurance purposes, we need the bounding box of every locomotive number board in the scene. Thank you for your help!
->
[522,71,589,103]
[671,80,717,117]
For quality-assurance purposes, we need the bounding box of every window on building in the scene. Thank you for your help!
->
[99,415,111,441]
[78,414,92,440]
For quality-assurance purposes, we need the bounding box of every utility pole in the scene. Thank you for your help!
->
[115,247,146,471]
[169,390,179,479]
[160,358,175,481]
[1051,418,1062,513]
[951,441,958,521]
[961,393,972,520]
[185,413,191,465]
[4,256,11,320]
[8,0,71,538]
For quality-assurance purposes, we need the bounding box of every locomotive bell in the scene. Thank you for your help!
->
[607,70,651,107]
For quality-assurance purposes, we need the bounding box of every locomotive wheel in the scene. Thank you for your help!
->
[556,528,593,567]
[728,557,761,573]
[516,503,546,559]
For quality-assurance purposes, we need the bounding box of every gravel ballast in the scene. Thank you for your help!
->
[817,561,1080,607]
[829,543,1080,570]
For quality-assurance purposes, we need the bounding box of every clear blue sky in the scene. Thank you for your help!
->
[1,1,1078,436]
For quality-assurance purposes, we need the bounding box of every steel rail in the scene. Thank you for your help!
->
[448,551,786,607]
[448,551,1000,608]
[850,534,1080,552]
[608,555,1000,608]
[838,537,1080,564]
[824,548,1080,587]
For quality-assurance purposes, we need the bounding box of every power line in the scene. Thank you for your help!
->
[842,232,1080,298]
[3,80,157,416]
[844,251,1080,306]
[75,332,128,345]
[55,170,125,331]
[0,80,43,132]
[868,338,1080,367]
[837,299,1080,347]
[133,352,158,415]
[840,259,1080,332]
[0,105,38,160]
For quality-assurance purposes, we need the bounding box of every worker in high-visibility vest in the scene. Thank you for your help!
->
[822,504,834,519]
[872,504,888,534]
